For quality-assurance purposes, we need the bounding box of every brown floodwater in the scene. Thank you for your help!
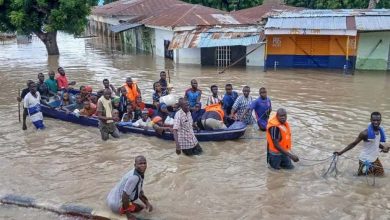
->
[0,33,389,220]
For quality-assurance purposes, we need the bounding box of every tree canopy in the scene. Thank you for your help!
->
[0,0,98,55]
[284,0,389,9]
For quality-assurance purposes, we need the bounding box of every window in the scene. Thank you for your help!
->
[216,46,231,67]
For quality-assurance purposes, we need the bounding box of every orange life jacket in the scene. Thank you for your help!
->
[204,103,224,120]
[266,114,292,154]
[123,83,139,102]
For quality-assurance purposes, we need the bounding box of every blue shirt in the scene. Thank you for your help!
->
[250,97,272,120]
[185,88,201,108]
[222,91,238,115]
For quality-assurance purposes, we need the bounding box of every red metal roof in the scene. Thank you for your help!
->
[92,0,185,17]
[231,2,303,23]
[141,4,254,27]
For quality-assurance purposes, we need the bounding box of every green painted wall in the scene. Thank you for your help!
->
[356,32,390,70]
[122,27,155,53]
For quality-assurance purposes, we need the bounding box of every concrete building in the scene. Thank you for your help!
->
[89,0,265,67]
[355,12,390,70]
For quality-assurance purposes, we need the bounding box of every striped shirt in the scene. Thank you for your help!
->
[173,109,198,150]
[232,95,254,124]
[206,95,223,106]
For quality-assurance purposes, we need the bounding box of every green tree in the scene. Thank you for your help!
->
[0,0,97,55]
[284,0,389,9]
[182,0,263,11]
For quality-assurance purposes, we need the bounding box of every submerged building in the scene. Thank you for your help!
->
[264,9,390,70]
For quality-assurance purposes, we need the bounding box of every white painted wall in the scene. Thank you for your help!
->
[246,44,265,67]
[175,48,201,64]
[154,28,174,58]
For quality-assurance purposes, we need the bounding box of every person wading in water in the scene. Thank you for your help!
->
[107,156,153,220]
[266,108,299,169]
[334,112,389,176]
[96,89,120,141]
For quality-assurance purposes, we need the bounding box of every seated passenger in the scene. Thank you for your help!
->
[90,95,98,105]
[79,100,97,117]
[152,82,168,109]
[151,116,172,135]
[133,110,152,129]
[112,97,120,111]
[121,105,135,122]
[191,102,205,129]
[119,86,130,118]
[60,92,73,107]
[133,96,146,120]
[201,103,227,130]
[63,94,84,112]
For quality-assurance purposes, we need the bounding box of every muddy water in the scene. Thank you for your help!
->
[0,33,389,220]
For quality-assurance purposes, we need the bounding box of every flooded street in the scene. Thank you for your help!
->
[0,33,389,219]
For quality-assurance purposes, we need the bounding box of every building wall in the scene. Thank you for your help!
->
[122,27,155,53]
[154,29,174,58]
[356,32,390,70]
[246,44,265,67]
[175,48,201,64]
[266,35,357,69]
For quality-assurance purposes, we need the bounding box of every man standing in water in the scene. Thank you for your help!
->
[241,87,272,131]
[23,81,45,129]
[266,108,299,169]
[334,112,389,176]
[173,98,203,156]
[96,89,120,141]
[17,80,34,130]
[231,86,253,125]
[107,156,153,220]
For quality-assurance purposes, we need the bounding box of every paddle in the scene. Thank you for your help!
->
[18,88,21,123]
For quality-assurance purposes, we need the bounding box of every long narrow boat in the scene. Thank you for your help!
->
[40,94,247,142]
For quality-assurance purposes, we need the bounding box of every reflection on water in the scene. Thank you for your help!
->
[0,33,389,219]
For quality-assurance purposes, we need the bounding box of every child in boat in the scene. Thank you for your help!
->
[133,96,146,120]
[79,100,97,117]
[60,92,73,107]
[133,110,152,129]
[120,105,134,125]
[151,116,172,135]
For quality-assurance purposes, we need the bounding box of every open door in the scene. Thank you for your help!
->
[164,40,173,60]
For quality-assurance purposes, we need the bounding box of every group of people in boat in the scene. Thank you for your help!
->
[16,67,389,220]
[17,69,275,141]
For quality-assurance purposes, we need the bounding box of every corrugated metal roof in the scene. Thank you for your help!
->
[110,23,143,33]
[92,0,184,17]
[231,2,303,23]
[169,26,264,49]
[141,4,253,27]
[355,16,390,30]
[266,17,347,30]
[274,9,390,18]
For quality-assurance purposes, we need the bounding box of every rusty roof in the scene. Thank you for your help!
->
[141,4,254,28]
[169,26,264,49]
[92,0,185,17]
[231,2,303,23]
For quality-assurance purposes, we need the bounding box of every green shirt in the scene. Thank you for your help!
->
[45,78,58,93]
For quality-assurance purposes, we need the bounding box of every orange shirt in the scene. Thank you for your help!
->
[57,74,69,90]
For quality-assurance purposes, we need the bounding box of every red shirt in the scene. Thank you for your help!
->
[57,74,69,90]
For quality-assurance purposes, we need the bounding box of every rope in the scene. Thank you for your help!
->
[363,161,376,186]
[322,154,339,178]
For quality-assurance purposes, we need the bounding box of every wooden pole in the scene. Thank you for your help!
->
[18,88,21,123]
[219,43,264,74]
